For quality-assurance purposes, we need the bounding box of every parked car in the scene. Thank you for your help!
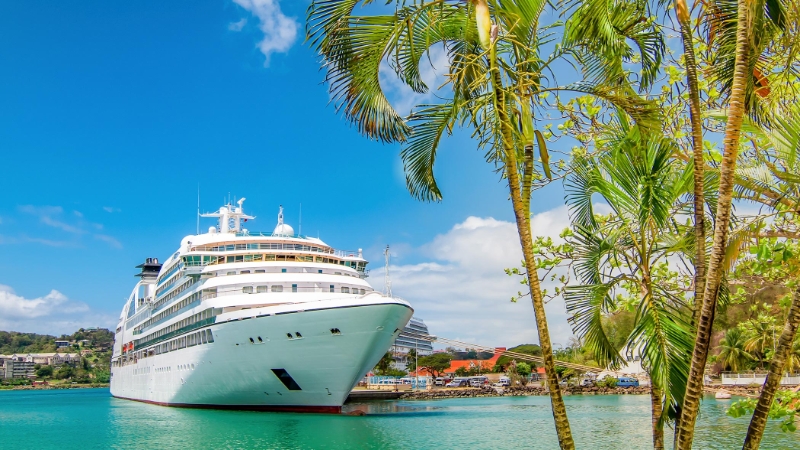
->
[616,377,640,387]
[469,376,489,387]
[446,378,470,387]
[498,376,511,387]
[434,377,451,386]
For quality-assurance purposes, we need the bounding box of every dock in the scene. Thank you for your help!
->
[346,389,406,401]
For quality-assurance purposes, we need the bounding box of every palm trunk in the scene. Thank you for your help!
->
[675,0,706,328]
[489,48,575,450]
[651,384,664,450]
[741,285,800,449]
[506,148,575,450]
[675,1,752,447]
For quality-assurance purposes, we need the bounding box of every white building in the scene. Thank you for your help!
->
[390,317,434,370]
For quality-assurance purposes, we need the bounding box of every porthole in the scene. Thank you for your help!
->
[295,332,302,338]
[257,336,263,343]
[286,333,293,339]
[249,337,255,343]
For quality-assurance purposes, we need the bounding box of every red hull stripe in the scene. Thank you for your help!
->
[112,395,342,414]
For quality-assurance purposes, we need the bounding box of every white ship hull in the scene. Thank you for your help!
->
[111,298,412,412]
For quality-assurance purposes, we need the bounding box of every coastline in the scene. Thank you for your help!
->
[396,384,783,400]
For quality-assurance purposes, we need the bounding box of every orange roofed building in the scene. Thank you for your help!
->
[409,348,508,377]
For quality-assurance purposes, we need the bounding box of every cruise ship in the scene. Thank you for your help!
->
[110,199,413,412]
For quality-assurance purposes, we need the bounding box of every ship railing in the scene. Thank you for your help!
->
[187,241,364,260]
[202,285,375,299]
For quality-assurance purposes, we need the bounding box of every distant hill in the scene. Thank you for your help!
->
[0,328,113,355]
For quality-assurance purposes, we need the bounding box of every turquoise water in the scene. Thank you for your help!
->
[0,389,796,449]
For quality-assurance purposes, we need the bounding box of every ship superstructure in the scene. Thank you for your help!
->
[110,199,412,412]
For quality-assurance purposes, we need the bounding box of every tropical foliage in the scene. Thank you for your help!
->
[304,0,800,448]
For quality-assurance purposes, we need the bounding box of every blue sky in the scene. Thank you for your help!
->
[0,1,573,346]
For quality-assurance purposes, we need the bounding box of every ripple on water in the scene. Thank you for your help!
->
[1,389,798,449]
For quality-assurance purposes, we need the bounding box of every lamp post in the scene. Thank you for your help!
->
[414,339,419,391]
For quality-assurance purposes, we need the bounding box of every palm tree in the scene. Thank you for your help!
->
[785,339,800,374]
[675,0,796,446]
[673,0,707,327]
[562,121,694,449]
[717,328,753,372]
[306,1,663,448]
[743,287,800,449]
[720,106,800,448]
[742,314,777,367]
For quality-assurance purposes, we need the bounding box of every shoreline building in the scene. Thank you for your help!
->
[0,353,82,379]
[390,317,434,371]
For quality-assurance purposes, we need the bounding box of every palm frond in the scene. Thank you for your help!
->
[400,101,464,202]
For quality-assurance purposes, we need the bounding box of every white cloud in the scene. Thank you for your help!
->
[94,234,123,249]
[229,18,247,31]
[40,215,85,234]
[16,204,121,248]
[0,285,114,335]
[0,285,77,319]
[371,206,576,349]
[233,0,298,66]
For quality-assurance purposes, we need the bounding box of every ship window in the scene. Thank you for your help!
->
[334,272,341,275]
[318,270,323,274]
[226,256,234,263]
[281,268,287,273]
[241,270,250,274]
[255,269,266,273]
[329,285,334,293]
[249,337,254,343]
[286,333,293,339]
[206,329,214,343]
[341,287,350,293]
[292,284,297,293]
[257,336,263,342]
[271,285,283,293]
[257,286,268,293]
[243,286,253,294]
[295,332,302,338]
[227,271,236,276]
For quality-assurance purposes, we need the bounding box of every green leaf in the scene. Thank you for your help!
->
[535,129,551,180]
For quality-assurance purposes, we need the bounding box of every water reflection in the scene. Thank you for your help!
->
[1,389,798,449]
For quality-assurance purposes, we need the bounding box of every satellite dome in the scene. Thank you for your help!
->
[273,223,295,236]
[273,205,294,236]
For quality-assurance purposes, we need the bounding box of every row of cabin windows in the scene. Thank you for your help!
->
[191,242,332,253]
[113,329,215,367]
[221,268,356,278]
[156,262,182,285]
[242,285,367,294]
[136,291,203,334]
[155,276,197,304]
[182,253,366,272]
[155,270,185,297]
[141,308,215,343]
[151,329,213,356]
